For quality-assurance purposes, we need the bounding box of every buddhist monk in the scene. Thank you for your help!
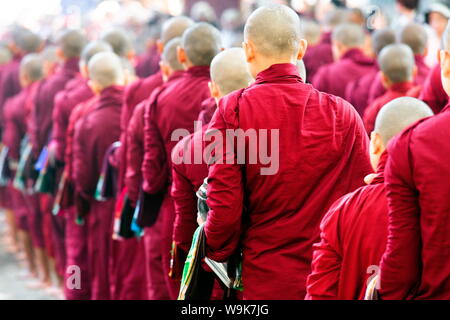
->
[101,29,134,61]
[171,47,252,267]
[303,9,347,81]
[141,22,222,299]
[364,44,416,134]
[312,23,374,99]
[202,4,371,300]
[306,97,433,300]
[345,28,396,116]
[72,51,125,300]
[378,21,450,300]
[2,54,43,281]
[368,23,430,103]
[61,41,112,301]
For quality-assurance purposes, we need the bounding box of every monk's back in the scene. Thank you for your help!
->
[231,63,371,299]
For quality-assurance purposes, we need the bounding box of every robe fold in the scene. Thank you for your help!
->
[363,81,415,134]
[345,67,378,116]
[142,65,211,299]
[204,63,371,300]
[306,153,388,300]
[73,85,123,300]
[419,64,448,114]
[0,55,22,128]
[303,32,333,83]
[135,45,160,78]
[380,107,450,300]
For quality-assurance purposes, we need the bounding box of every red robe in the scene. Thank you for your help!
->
[204,63,372,300]
[312,48,374,99]
[380,107,450,300]
[303,32,333,83]
[363,81,415,134]
[0,55,21,127]
[345,67,378,116]
[368,55,431,105]
[73,85,123,300]
[419,64,448,114]
[51,76,93,162]
[135,45,160,78]
[306,153,388,300]
[142,65,211,299]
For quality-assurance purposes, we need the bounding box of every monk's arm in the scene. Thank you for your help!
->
[379,133,421,299]
[306,202,343,300]
[204,111,243,262]
[141,104,167,195]
[125,110,144,206]
[171,163,198,253]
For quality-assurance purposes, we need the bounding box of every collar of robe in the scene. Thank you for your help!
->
[63,57,80,74]
[96,85,124,111]
[186,65,210,78]
[371,151,388,185]
[168,70,185,82]
[341,48,374,67]
[321,31,332,45]
[389,81,414,94]
[255,63,302,85]
[442,102,450,113]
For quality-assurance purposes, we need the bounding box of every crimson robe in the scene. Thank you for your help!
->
[345,67,378,116]
[419,64,448,114]
[303,32,333,83]
[73,85,123,300]
[197,97,217,125]
[306,153,388,300]
[312,48,374,99]
[380,106,450,300]
[368,55,431,105]
[363,81,415,134]
[0,55,21,127]
[142,65,211,299]
[204,63,371,300]
[135,45,160,78]
[51,76,92,162]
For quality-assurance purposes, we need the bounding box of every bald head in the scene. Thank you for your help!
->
[57,29,86,59]
[181,22,222,66]
[323,8,348,29]
[88,52,124,89]
[244,4,302,59]
[398,23,428,55]
[101,29,133,58]
[190,1,217,24]
[332,23,365,48]
[80,41,112,67]
[210,48,252,96]
[372,28,396,56]
[303,19,321,46]
[374,97,433,145]
[20,53,43,83]
[379,43,415,83]
[0,46,12,65]
[162,38,183,71]
[11,28,42,54]
[296,59,307,82]
[161,16,194,45]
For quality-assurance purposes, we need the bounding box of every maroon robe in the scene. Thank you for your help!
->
[312,48,374,99]
[142,65,211,299]
[204,63,371,300]
[380,107,450,300]
[0,55,21,127]
[303,32,333,83]
[419,64,448,114]
[306,153,388,300]
[345,67,379,116]
[73,85,123,300]
[135,45,160,78]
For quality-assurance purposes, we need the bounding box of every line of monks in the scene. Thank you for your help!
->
[1,2,450,300]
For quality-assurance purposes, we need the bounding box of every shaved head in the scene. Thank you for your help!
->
[296,59,307,82]
[210,47,253,96]
[379,43,415,83]
[374,97,433,145]
[181,22,222,66]
[372,28,396,56]
[161,16,194,45]
[162,37,183,71]
[20,53,43,83]
[11,28,42,54]
[244,4,302,59]
[40,46,58,63]
[398,23,428,55]
[303,19,321,46]
[0,46,12,65]
[332,23,365,48]
[323,8,348,29]
[101,29,133,58]
[80,40,112,66]
[190,1,217,23]
[88,52,124,89]
[57,29,86,59]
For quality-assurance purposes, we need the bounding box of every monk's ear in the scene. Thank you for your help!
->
[56,48,65,61]
[380,72,390,89]
[243,41,255,63]
[439,50,450,77]
[127,50,136,62]
[412,65,418,79]
[160,61,170,82]
[297,39,308,61]
[157,40,164,54]
[177,46,187,66]
[208,81,220,99]
[88,79,101,94]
